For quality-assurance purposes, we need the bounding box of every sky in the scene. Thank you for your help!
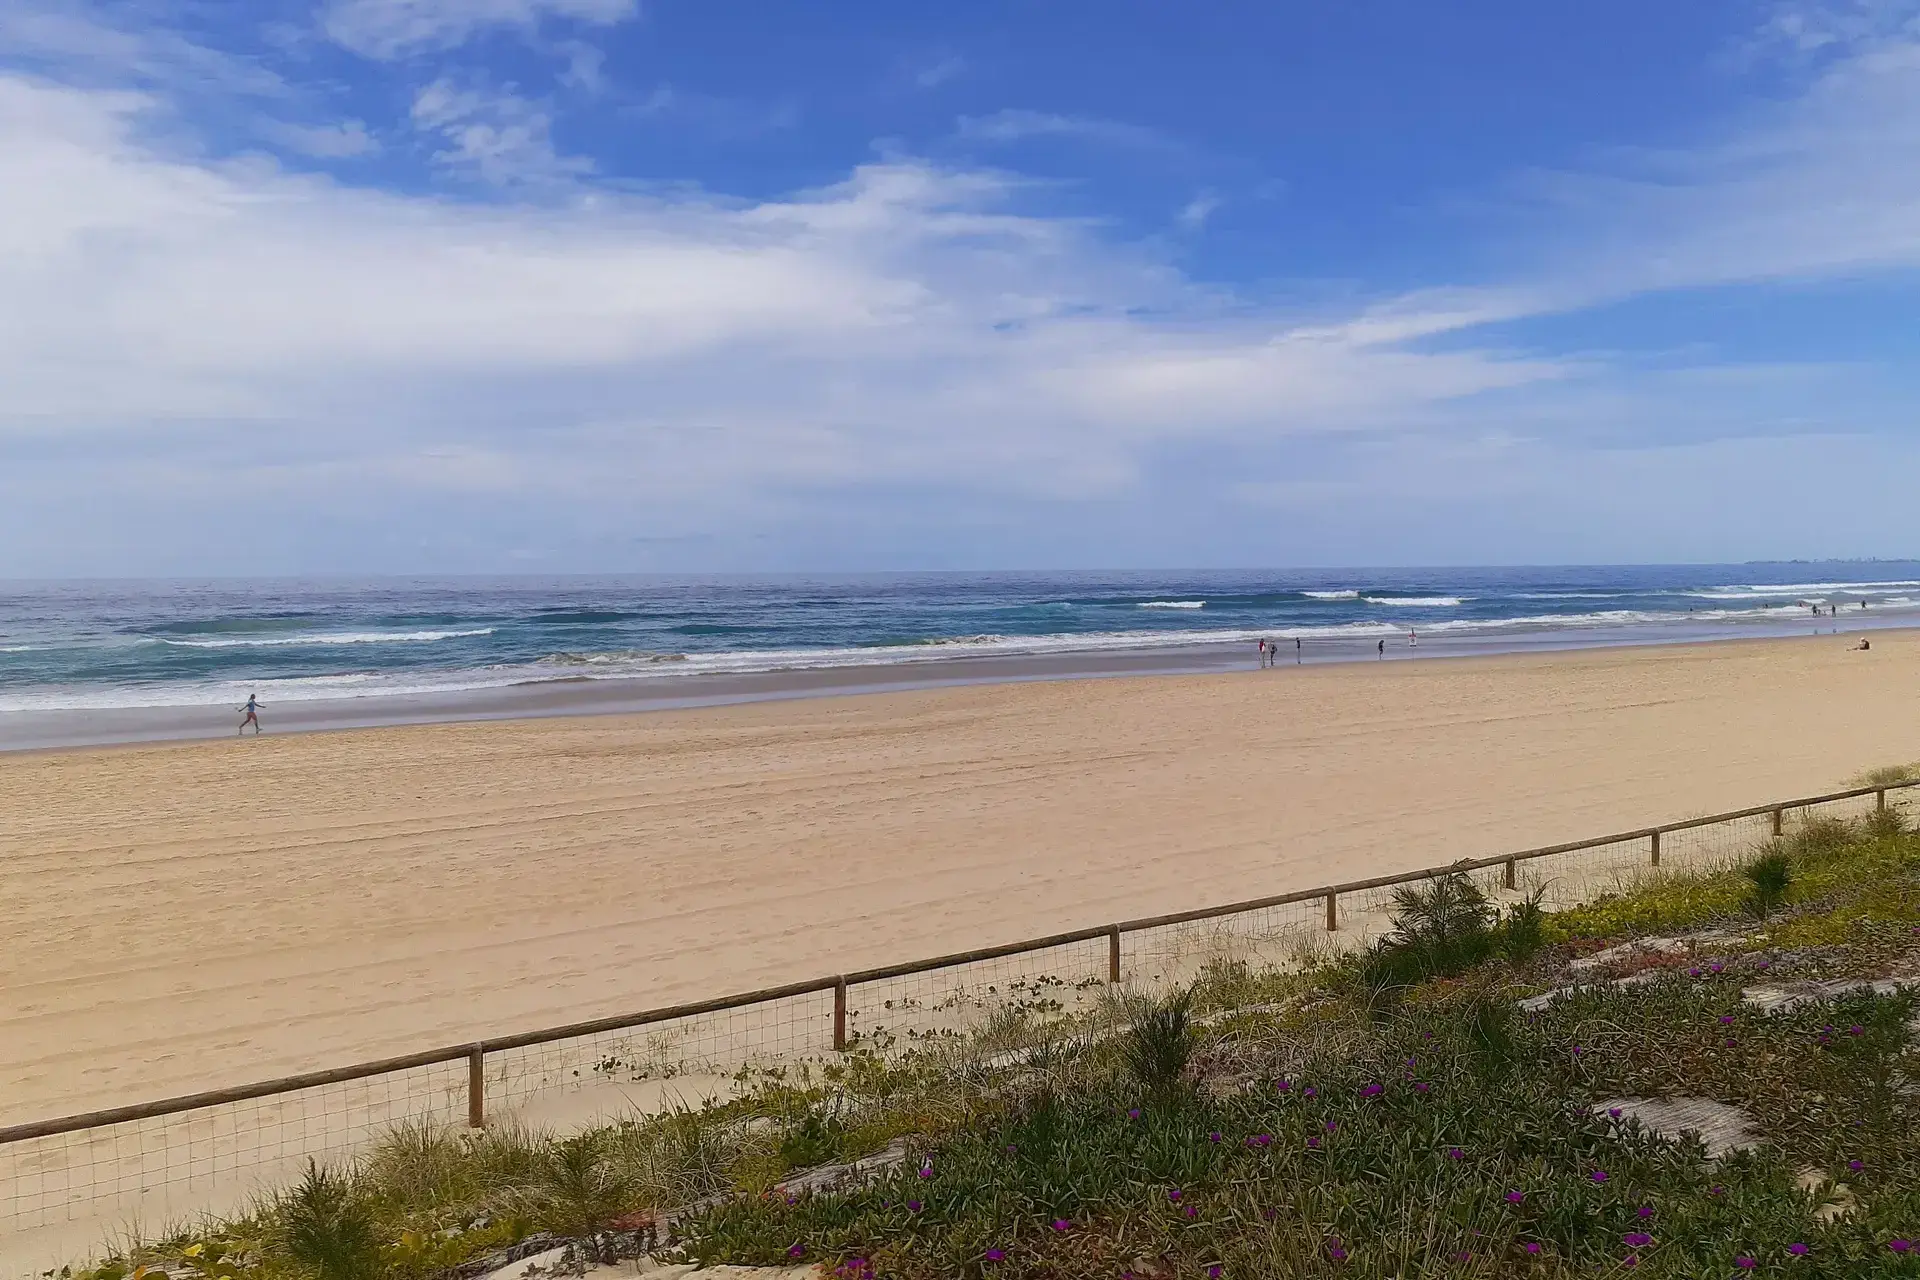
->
[4,1,1920,576]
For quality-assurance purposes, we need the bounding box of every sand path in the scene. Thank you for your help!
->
[4,632,1917,1125]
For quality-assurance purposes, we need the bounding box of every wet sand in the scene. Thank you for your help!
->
[4,629,1917,1127]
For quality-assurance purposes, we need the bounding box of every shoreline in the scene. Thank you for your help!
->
[2,612,1908,753]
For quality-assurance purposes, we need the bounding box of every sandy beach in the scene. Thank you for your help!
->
[4,630,1918,1127]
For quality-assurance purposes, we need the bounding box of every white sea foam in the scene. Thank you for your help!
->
[1363,596,1463,607]
[1303,590,1359,600]
[1687,580,1920,599]
[1138,600,1205,609]
[152,628,495,648]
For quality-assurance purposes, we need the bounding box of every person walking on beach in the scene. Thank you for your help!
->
[1295,635,1303,664]
[1257,638,1268,668]
[1377,638,1385,659]
[1408,628,1418,649]
[237,694,262,735]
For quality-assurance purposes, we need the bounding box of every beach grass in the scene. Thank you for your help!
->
[61,812,1920,1280]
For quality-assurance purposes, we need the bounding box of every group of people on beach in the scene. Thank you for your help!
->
[1258,629,1419,667]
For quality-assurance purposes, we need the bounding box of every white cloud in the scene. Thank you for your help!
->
[955,108,1175,151]
[321,0,637,59]
[1177,190,1222,230]
[410,77,591,184]
[10,4,1920,571]
[914,56,965,89]
[259,116,379,158]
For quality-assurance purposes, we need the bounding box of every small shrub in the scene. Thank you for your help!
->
[1496,886,1548,964]
[515,1133,634,1268]
[777,1109,843,1171]
[1122,989,1194,1095]
[1744,851,1793,918]
[1362,872,1500,986]
[277,1162,382,1280]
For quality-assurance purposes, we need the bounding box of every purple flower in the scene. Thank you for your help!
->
[1325,1120,1338,1132]
[1327,1242,1347,1261]
[1276,1078,1292,1092]
[1625,1233,1652,1247]
[1710,962,1724,973]
[1505,1191,1525,1204]
[1709,1185,1725,1196]
[1890,1240,1912,1254]
[1591,1170,1609,1183]
[1361,1083,1384,1098]
[1736,1257,1756,1270]
[1304,1086,1318,1098]
[1720,1015,1735,1024]
[1849,1025,1864,1036]
[1757,959,1771,968]
[907,1200,922,1212]
[1208,1131,1222,1143]
[1524,1242,1541,1255]
[1623,1255,1639,1267]
[1184,1205,1197,1219]
[1169,1189,1182,1202]
[1207,1268,1222,1279]
[1414,1082,1431,1093]
[1447,1147,1465,1160]
[985,1249,1006,1262]
[1689,967,1702,977]
[1608,1108,1622,1119]
[788,1244,806,1258]
[919,1163,934,1178]
[1307,1136,1321,1149]
[1726,1037,1738,1047]
[1127,1108,1141,1119]
[1005,1144,1017,1154]
[1051,1218,1071,1232]
[1788,1243,1809,1256]
[1849,1160,1864,1172]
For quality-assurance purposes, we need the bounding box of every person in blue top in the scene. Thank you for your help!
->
[238,694,262,735]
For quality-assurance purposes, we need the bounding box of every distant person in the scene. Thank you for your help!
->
[1862,600,1869,610]
[1408,628,1418,649]
[1377,638,1386,659]
[237,694,262,735]
[1857,638,1871,651]
[1257,638,1269,668]
[1295,635,1303,664]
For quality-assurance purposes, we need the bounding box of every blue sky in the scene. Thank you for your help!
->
[4,0,1920,575]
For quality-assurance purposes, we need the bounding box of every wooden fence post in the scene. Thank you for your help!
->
[1324,892,1338,932]
[1878,789,1887,812]
[1649,830,1660,868]
[1503,858,1516,891]
[467,1045,485,1129]
[1772,808,1784,837]
[832,978,848,1052]
[1107,926,1122,983]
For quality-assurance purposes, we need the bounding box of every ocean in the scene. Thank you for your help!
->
[3,564,1916,724]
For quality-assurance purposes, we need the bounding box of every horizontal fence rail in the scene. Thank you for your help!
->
[4,777,1917,1267]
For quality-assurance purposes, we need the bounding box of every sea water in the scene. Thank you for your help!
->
[2,564,1916,715]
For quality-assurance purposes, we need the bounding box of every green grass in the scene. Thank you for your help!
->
[64,811,1920,1280]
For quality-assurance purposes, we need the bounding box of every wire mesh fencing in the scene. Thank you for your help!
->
[6,778,1917,1275]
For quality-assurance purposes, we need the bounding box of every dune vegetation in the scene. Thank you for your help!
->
[65,808,1920,1280]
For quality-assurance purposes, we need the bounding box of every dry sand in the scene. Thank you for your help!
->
[5,631,1919,1127]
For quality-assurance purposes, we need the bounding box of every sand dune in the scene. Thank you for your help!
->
[4,631,1917,1126]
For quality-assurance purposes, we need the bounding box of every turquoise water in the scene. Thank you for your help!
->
[2,564,1916,713]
